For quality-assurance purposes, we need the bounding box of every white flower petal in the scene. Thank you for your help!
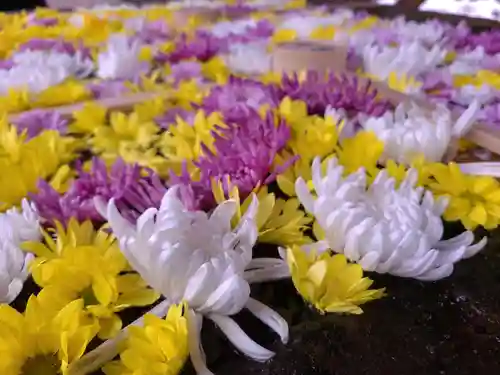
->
[246,298,289,344]
[97,33,150,80]
[361,101,479,164]
[0,200,41,303]
[298,157,485,280]
[188,309,213,375]
[199,274,250,315]
[209,314,275,362]
[244,258,290,283]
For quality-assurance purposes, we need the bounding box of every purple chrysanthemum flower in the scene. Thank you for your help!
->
[169,61,203,84]
[31,158,167,225]
[12,110,68,138]
[346,48,362,71]
[87,80,130,99]
[17,38,91,59]
[220,19,274,46]
[156,31,223,64]
[171,109,291,210]
[480,103,500,128]
[422,70,453,91]
[368,27,400,46]
[443,21,471,49]
[155,107,196,129]
[448,22,500,54]
[25,13,59,27]
[221,4,254,18]
[280,71,392,117]
[0,59,14,70]
[465,32,500,55]
[201,76,281,122]
[135,20,172,44]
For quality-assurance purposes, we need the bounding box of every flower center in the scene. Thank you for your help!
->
[81,286,99,307]
[21,354,61,375]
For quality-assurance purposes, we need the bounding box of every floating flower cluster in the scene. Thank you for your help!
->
[1,3,500,375]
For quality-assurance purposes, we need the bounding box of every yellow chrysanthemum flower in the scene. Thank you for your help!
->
[49,164,76,194]
[103,303,189,375]
[118,143,171,175]
[475,70,500,90]
[274,101,343,196]
[0,88,30,113]
[133,97,168,122]
[348,16,379,33]
[212,179,312,246]
[0,125,78,210]
[276,97,309,128]
[31,80,92,109]
[271,28,297,44]
[286,245,385,314]
[143,6,175,22]
[91,111,160,156]
[275,151,310,197]
[275,151,335,197]
[202,56,229,84]
[444,50,456,64]
[426,162,500,230]
[310,25,336,41]
[372,156,432,188]
[289,114,341,159]
[158,110,225,174]
[125,71,166,93]
[386,72,422,94]
[22,219,160,339]
[174,79,207,108]
[452,74,476,88]
[69,102,108,135]
[259,71,283,84]
[0,292,99,375]
[284,0,307,10]
[337,130,384,176]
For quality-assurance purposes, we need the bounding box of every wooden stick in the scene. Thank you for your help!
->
[271,40,348,74]
[7,91,173,122]
[348,75,500,157]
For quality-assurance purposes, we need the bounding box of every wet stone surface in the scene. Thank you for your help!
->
[16,227,499,374]
[183,231,500,375]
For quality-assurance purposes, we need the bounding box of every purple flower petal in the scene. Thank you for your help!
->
[12,110,68,138]
[280,71,393,117]
[87,80,130,99]
[171,109,291,210]
[31,158,167,225]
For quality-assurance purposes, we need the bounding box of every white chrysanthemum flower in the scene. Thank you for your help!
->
[225,42,272,75]
[362,42,446,80]
[277,13,351,39]
[0,199,41,303]
[324,106,355,140]
[360,100,480,164]
[123,16,148,32]
[70,3,136,23]
[95,186,288,375]
[390,17,446,45]
[166,0,226,9]
[81,2,136,11]
[248,0,293,8]
[348,30,377,53]
[210,18,259,38]
[296,157,487,281]
[453,84,496,106]
[448,47,488,75]
[97,34,150,80]
[0,50,94,94]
